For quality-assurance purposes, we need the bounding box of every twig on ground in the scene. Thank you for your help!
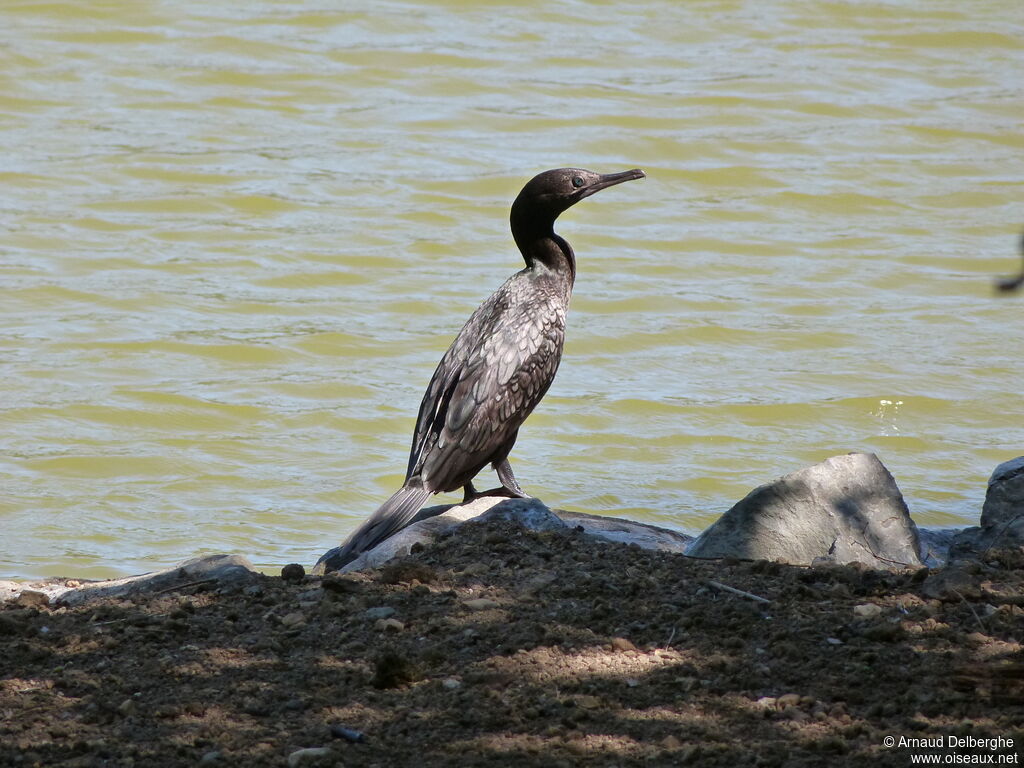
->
[707,580,771,604]
[951,588,987,632]
[154,579,216,595]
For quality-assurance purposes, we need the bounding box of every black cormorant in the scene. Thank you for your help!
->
[319,167,645,571]
[995,231,1024,292]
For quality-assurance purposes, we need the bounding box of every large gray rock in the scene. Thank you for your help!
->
[949,456,1024,562]
[0,554,260,607]
[686,453,922,569]
[981,456,1024,528]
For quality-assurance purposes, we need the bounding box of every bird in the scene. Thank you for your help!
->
[317,167,645,571]
[994,230,1024,293]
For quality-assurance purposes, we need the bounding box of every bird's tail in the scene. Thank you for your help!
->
[316,486,432,573]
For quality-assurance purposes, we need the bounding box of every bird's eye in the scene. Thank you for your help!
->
[571,176,584,188]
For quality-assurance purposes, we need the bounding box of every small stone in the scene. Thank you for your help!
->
[287,747,332,767]
[365,606,396,620]
[281,563,306,582]
[755,696,777,710]
[626,678,640,688]
[280,612,306,628]
[577,695,602,710]
[375,618,404,632]
[610,637,636,652]
[117,698,136,716]
[199,752,222,764]
[463,598,500,611]
[661,735,683,749]
[777,693,801,709]
[442,677,462,690]
[826,637,844,645]
[329,724,367,743]
[16,590,49,608]
[853,603,882,619]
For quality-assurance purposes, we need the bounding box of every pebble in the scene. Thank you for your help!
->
[281,563,306,582]
[660,735,683,749]
[365,606,396,620]
[287,747,332,767]
[280,612,306,628]
[375,618,404,632]
[853,603,883,619]
[442,677,462,690]
[16,590,50,608]
[199,751,222,764]
[329,724,367,743]
[777,693,802,709]
[463,598,500,611]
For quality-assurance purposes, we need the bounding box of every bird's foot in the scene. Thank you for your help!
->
[461,484,529,504]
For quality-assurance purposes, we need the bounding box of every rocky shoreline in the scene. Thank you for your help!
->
[1,453,1021,767]
[2,451,1022,606]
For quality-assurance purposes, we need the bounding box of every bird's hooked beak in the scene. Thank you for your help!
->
[578,168,646,200]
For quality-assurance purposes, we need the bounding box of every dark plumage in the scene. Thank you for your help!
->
[318,167,645,571]
[994,231,1024,293]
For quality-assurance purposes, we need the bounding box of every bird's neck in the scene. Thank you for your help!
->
[511,209,576,284]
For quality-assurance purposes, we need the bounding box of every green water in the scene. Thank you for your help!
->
[1,0,1022,579]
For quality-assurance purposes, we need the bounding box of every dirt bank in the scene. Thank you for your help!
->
[2,520,1021,767]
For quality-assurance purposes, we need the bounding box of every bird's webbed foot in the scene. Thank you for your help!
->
[460,462,530,504]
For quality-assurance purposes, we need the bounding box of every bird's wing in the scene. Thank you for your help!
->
[405,275,565,491]
[404,287,507,481]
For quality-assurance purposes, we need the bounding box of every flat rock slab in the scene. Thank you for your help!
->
[686,453,923,570]
[315,497,695,573]
[555,509,693,553]
[316,497,564,574]
[0,555,259,607]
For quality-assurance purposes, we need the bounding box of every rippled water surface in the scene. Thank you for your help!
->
[2,0,1022,579]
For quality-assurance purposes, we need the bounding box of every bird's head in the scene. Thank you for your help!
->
[513,167,646,219]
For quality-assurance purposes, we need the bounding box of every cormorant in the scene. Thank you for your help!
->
[994,231,1024,293]
[318,167,645,571]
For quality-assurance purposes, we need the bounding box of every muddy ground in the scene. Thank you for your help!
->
[1,520,1022,767]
